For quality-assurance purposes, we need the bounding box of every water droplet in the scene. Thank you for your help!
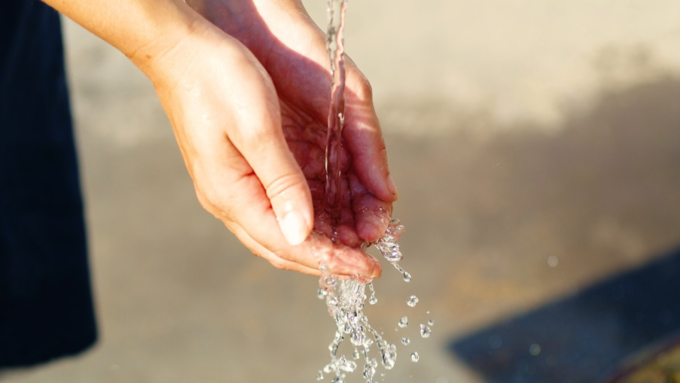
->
[374,227,403,262]
[411,352,420,362]
[548,256,559,267]
[398,316,408,328]
[323,363,337,374]
[529,343,541,356]
[381,343,397,370]
[324,275,336,288]
[387,219,405,236]
[420,324,431,338]
[352,349,361,360]
[428,319,435,326]
[318,289,328,299]
[368,282,377,305]
[401,337,410,345]
[407,295,419,307]
[402,271,412,282]
[363,364,376,380]
[317,370,324,380]
[340,360,357,372]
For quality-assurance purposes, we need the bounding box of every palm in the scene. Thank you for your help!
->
[204,1,395,246]
[278,99,384,248]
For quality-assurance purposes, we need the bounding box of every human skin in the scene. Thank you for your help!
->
[43,0,397,277]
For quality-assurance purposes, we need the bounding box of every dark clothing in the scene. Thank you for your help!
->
[0,0,97,367]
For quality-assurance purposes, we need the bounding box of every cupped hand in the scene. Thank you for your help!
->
[149,2,397,277]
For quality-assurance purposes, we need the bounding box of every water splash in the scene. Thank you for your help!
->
[317,220,410,382]
[398,316,409,329]
[314,0,423,381]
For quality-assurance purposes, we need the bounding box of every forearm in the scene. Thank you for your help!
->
[43,0,205,77]
[185,0,306,21]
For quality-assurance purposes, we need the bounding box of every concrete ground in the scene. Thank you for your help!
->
[3,1,680,382]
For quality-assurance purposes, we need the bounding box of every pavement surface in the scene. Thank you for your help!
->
[3,1,680,382]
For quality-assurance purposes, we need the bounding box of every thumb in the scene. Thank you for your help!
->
[225,68,313,246]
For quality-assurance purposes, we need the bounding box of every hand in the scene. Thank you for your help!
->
[185,0,398,273]
[180,0,398,276]
[43,0,396,277]
[145,15,396,277]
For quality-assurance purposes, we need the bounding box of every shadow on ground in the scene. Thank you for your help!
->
[448,247,680,383]
[432,76,680,383]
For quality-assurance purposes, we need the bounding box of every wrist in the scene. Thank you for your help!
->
[127,9,212,83]
[133,16,263,97]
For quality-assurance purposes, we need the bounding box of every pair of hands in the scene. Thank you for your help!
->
[137,0,397,277]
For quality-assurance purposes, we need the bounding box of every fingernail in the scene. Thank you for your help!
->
[371,259,382,279]
[281,210,310,246]
[386,175,399,200]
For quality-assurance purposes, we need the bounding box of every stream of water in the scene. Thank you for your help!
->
[314,1,431,381]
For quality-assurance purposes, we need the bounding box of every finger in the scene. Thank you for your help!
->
[342,62,399,203]
[349,172,392,242]
[307,232,382,279]
[227,222,321,276]
[187,124,320,272]
[337,171,361,247]
[222,171,381,278]
[223,59,313,246]
[235,16,398,204]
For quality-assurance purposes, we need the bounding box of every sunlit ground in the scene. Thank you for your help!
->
[3,1,680,382]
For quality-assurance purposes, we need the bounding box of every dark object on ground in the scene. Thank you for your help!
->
[602,335,680,383]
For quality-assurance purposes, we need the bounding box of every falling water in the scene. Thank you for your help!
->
[315,0,430,381]
[324,0,347,213]
[317,220,409,382]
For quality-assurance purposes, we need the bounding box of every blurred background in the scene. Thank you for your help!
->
[3,0,680,382]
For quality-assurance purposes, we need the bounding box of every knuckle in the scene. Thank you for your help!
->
[196,188,234,220]
[265,172,306,203]
[269,257,291,271]
[355,76,374,100]
[196,190,214,211]
[242,124,278,151]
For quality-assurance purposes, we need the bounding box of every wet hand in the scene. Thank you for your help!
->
[146,18,392,277]
[184,0,399,274]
